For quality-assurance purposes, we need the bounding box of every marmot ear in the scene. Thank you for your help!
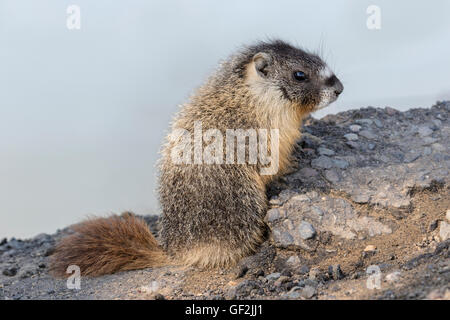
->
[253,52,272,77]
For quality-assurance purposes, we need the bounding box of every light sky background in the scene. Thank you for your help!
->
[1,0,449,238]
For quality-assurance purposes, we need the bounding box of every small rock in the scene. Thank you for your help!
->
[272,229,295,247]
[324,169,340,183]
[385,271,402,283]
[349,125,361,132]
[298,221,316,240]
[266,208,281,222]
[332,158,349,169]
[300,285,316,299]
[367,143,376,150]
[269,197,280,206]
[428,220,439,232]
[364,245,377,252]
[355,119,373,126]
[311,155,334,169]
[439,221,450,241]
[298,167,318,178]
[373,119,383,128]
[446,209,450,222]
[344,133,358,141]
[359,130,377,140]
[286,255,301,267]
[318,147,335,156]
[346,141,360,149]
[265,272,281,281]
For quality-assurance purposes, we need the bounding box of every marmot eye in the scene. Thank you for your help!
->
[293,71,307,81]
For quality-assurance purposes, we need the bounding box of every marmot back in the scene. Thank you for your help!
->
[50,39,343,276]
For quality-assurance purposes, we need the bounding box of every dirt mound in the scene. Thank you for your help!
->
[1,102,449,300]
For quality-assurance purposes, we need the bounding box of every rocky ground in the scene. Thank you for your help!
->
[1,101,449,300]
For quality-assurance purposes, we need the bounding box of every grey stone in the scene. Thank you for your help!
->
[311,156,334,169]
[318,147,336,156]
[300,285,316,299]
[332,158,349,169]
[349,125,361,132]
[344,133,358,141]
[355,119,373,126]
[439,221,450,241]
[298,167,318,178]
[359,130,377,140]
[346,141,360,149]
[298,221,316,240]
[266,272,281,281]
[272,229,294,246]
[266,208,281,222]
[325,169,340,183]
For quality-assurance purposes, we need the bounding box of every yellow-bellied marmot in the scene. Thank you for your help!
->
[50,40,343,276]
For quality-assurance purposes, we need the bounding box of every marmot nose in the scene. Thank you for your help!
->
[334,79,344,96]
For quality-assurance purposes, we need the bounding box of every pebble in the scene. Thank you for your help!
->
[344,133,358,141]
[318,147,335,156]
[428,220,439,232]
[349,124,361,132]
[266,272,281,281]
[385,271,402,283]
[359,130,377,140]
[298,167,318,178]
[286,255,301,267]
[311,155,334,169]
[300,286,316,299]
[355,119,373,126]
[447,209,450,222]
[324,169,340,183]
[298,221,316,240]
[439,221,450,241]
[266,208,281,222]
[332,158,349,169]
[364,245,377,252]
[346,141,360,149]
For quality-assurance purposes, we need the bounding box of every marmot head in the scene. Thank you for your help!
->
[243,40,343,112]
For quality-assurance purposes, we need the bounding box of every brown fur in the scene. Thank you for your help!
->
[50,213,168,277]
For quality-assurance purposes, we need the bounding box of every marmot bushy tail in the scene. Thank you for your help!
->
[50,214,167,276]
[50,39,343,277]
